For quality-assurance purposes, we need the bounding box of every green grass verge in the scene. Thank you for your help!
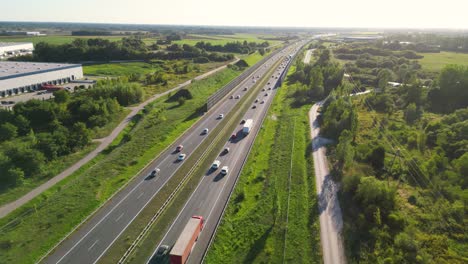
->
[99,55,284,264]
[417,51,468,72]
[204,66,321,263]
[0,107,129,207]
[0,68,241,264]
[0,142,98,207]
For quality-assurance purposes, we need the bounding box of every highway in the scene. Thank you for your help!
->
[42,44,295,264]
[309,101,346,264]
[147,42,307,264]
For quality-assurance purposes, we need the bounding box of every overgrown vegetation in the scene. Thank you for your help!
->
[319,41,467,263]
[206,65,321,263]
[0,80,143,196]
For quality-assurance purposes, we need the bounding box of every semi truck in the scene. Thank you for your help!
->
[242,119,253,135]
[169,216,204,264]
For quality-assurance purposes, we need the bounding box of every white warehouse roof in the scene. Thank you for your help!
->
[0,61,81,80]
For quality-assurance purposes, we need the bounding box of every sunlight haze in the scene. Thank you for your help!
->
[2,0,468,28]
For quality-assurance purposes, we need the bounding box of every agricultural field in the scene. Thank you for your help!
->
[418,51,468,72]
[206,65,321,263]
[172,33,281,46]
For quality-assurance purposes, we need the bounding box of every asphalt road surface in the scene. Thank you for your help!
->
[309,101,346,264]
[42,45,293,264]
[148,42,307,264]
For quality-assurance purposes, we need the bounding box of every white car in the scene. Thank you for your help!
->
[202,128,209,134]
[177,153,186,161]
[212,160,221,170]
[221,166,229,175]
[218,114,224,119]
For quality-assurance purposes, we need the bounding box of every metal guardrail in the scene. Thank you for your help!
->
[206,44,291,110]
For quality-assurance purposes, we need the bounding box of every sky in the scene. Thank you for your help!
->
[2,0,468,29]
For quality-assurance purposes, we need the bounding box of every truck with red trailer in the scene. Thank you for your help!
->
[169,216,204,264]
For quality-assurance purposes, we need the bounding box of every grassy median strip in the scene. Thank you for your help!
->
[204,65,322,263]
[98,57,284,264]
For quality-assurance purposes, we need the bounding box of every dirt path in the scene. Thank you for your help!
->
[0,60,237,219]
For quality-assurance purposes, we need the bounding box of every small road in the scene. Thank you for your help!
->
[41,49,290,264]
[303,49,314,64]
[309,101,346,264]
[0,60,236,219]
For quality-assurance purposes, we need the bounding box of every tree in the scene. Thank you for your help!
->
[377,69,395,91]
[0,123,18,141]
[404,103,421,124]
[68,122,91,150]
[368,145,386,172]
[54,90,70,104]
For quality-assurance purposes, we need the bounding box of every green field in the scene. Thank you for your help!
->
[83,62,158,76]
[173,33,281,46]
[0,35,125,45]
[205,65,321,263]
[418,51,468,72]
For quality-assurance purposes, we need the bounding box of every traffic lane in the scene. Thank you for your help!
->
[153,70,281,262]
[45,52,289,263]
[187,87,279,263]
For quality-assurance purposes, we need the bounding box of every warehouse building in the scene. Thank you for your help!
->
[0,61,83,97]
[0,42,34,59]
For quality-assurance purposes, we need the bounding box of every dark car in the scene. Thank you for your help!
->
[154,244,171,262]
[176,145,183,152]
[231,133,237,140]
[148,168,160,178]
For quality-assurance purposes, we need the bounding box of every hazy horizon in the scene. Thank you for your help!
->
[2,0,468,29]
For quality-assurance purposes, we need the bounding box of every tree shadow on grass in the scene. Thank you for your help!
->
[183,104,206,122]
[242,225,273,263]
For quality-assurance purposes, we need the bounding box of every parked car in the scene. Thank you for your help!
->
[178,153,186,161]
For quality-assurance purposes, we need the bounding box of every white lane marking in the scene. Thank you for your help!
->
[55,179,145,263]
[88,240,99,252]
[94,62,278,264]
[147,56,283,263]
[137,192,145,199]
[116,213,125,222]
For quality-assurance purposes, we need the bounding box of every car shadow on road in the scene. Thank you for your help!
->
[213,173,225,182]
